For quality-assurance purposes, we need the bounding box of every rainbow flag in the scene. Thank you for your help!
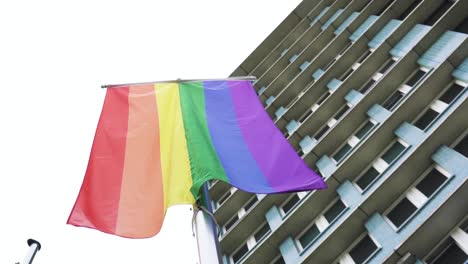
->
[67,80,326,238]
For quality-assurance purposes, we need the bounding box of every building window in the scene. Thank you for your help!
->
[414,108,439,130]
[324,199,346,223]
[314,125,330,140]
[324,59,336,71]
[415,169,447,198]
[253,223,271,242]
[298,108,313,123]
[272,255,285,264]
[387,197,418,228]
[339,42,353,55]
[281,194,300,216]
[348,234,379,264]
[454,134,467,158]
[355,121,375,139]
[216,190,233,208]
[298,224,320,249]
[432,240,468,264]
[360,79,376,93]
[224,214,239,233]
[232,244,249,263]
[381,141,406,164]
[333,143,352,163]
[334,105,350,120]
[379,59,396,74]
[243,196,259,212]
[382,90,404,110]
[341,68,354,81]
[317,92,331,105]
[357,50,372,63]
[439,83,464,104]
[406,69,427,87]
[356,167,380,191]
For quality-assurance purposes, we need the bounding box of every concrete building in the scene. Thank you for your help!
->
[208,0,468,263]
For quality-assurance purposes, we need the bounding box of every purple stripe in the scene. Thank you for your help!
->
[203,81,275,193]
[229,81,327,192]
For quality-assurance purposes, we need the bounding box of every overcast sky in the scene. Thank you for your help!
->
[0,1,301,263]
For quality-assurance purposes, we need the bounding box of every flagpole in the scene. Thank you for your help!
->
[194,184,222,264]
[101,76,257,89]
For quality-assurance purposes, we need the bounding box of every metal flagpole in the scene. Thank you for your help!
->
[19,239,41,264]
[194,184,222,264]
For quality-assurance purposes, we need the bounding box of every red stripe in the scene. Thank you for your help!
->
[67,87,129,235]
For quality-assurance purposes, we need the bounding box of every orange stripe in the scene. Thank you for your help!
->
[116,85,165,238]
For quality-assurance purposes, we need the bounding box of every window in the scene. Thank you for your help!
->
[416,169,447,198]
[253,223,271,242]
[341,68,354,81]
[406,69,426,87]
[244,196,258,212]
[432,240,468,264]
[348,235,378,264]
[317,92,331,105]
[324,59,336,71]
[355,121,375,139]
[298,224,320,248]
[232,244,249,263]
[299,109,313,123]
[324,199,346,223]
[281,194,300,215]
[414,108,439,130]
[272,256,286,264]
[358,50,372,63]
[454,134,468,158]
[382,90,404,110]
[356,167,380,191]
[224,214,239,232]
[376,0,395,15]
[339,42,353,55]
[314,125,330,140]
[334,105,350,120]
[398,0,422,20]
[439,83,464,104]
[423,0,454,26]
[333,144,352,163]
[387,198,418,228]
[217,191,232,207]
[379,59,396,74]
[381,141,406,164]
[360,79,376,93]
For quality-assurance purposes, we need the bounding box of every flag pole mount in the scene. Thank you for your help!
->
[19,239,41,264]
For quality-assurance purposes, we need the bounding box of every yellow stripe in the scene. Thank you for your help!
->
[154,83,195,208]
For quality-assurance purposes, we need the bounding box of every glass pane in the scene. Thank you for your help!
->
[439,83,464,104]
[299,224,320,248]
[341,69,354,81]
[334,105,350,120]
[358,50,371,63]
[360,79,376,93]
[381,141,405,164]
[379,59,395,74]
[414,108,439,130]
[416,169,447,198]
[387,197,418,228]
[244,196,258,211]
[317,92,331,105]
[355,121,375,139]
[314,125,330,140]
[356,167,380,190]
[224,215,239,231]
[232,244,249,263]
[454,134,468,158]
[406,69,426,86]
[324,199,346,223]
[433,242,468,264]
[273,256,286,264]
[254,223,271,242]
[349,235,378,264]
[383,90,404,110]
[282,194,300,215]
[218,192,231,205]
[333,144,352,162]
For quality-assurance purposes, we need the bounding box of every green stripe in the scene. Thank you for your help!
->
[178,82,228,200]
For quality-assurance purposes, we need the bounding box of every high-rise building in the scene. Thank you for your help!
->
[208,0,468,263]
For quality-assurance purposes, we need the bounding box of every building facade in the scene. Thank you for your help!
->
[208,0,468,263]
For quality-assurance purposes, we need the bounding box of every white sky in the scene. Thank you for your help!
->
[0,1,301,263]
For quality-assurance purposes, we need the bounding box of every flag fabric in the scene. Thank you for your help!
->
[67,80,327,238]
